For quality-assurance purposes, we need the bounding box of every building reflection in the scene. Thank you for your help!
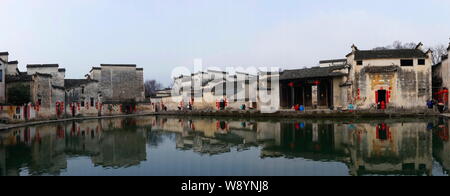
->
[0,118,150,175]
[433,117,450,175]
[1,116,450,176]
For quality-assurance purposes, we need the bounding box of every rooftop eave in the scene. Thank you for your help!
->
[100,64,137,67]
[27,64,59,68]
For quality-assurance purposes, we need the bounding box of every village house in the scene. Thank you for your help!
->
[344,43,433,110]
[0,52,67,122]
[66,64,146,116]
[432,42,450,107]
[279,64,349,110]
[0,52,148,122]
[162,69,263,111]
[89,64,145,103]
[64,78,100,117]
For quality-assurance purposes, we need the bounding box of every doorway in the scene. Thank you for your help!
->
[377,90,387,109]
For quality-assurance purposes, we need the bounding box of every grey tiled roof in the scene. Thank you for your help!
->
[101,64,136,67]
[52,85,66,90]
[319,59,347,64]
[90,67,101,72]
[35,73,52,77]
[6,74,33,83]
[65,79,98,89]
[353,49,427,60]
[27,64,59,68]
[362,66,399,73]
[280,65,347,80]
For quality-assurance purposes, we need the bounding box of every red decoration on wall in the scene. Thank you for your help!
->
[288,82,294,87]
[357,88,361,100]
[375,91,379,104]
[387,91,391,103]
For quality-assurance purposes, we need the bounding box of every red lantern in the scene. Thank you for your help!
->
[288,82,294,87]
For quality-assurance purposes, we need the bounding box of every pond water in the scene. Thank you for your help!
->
[0,116,449,176]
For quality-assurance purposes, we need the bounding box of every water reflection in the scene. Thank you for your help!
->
[0,116,449,176]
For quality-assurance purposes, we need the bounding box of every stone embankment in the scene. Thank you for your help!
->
[0,109,444,131]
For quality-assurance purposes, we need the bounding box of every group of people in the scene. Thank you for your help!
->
[292,104,305,112]
[178,102,193,111]
[427,99,447,113]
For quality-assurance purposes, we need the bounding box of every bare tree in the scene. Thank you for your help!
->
[373,41,417,50]
[144,80,163,98]
[428,44,448,65]
[373,41,448,64]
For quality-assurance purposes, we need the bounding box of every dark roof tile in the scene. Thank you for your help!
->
[6,74,32,83]
[0,52,9,56]
[319,59,347,64]
[8,60,18,64]
[101,64,136,67]
[65,79,98,89]
[27,64,59,68]
[52,85,65,90]
[280,65,347,80]
[362,66,399,73]
[354,49,427,60]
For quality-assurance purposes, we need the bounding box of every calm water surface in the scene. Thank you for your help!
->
[0,116,449,176]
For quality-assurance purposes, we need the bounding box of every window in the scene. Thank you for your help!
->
[81,101,85,107]
[418,59,425,65]
[357,61,363,66]
[81,86,85,94]
[38,99,42,106]
[400,59,414,66]
[90,98,94,107]
[0,70,3,82]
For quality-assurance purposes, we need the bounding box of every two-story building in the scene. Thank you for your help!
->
[343,43,433,110]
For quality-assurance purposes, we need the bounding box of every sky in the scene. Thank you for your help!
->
[1,0,450,86]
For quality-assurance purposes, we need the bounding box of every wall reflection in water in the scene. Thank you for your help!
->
[0,116,449,176]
